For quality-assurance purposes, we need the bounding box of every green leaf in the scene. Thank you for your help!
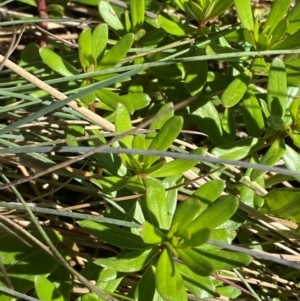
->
[292,133,300,148]
[250,138,286,180]
[286,2,300,35]
[115,103,133,148]
[94,248,158,273]
[97,33,134,71]
[39,48,79,77]
[183,60,207,96]
[130,0,145,29]
[221,108,236,141]
[186,195,239,234]
[169,198,201,239]
[175,227,211,248]
[120,93,151,112]
[221,70,252,108]
[216,286,241,299]
[176,248,214,276]
[204,0,233,20]
[269,19,288,48]
[91,176,129,193]
[134,266,163,301]
[48,266,70,301]
[156,249,187,301]
[272,29,300,50]
[96,89,133,113]
[92,23,108,61]
[34,275,65,301]
[158,14,193,36]
[234,0,254,31]
[143,177,168,229]
[175,262,215,299]
[140,221,167,244]
[290,98,300,124]
[264,0,292,34]
[147,148,204,178]
[79,220,148,249]
[264,188,300,222]
[0,230,61,301]
[283,144,300,182]
[66,124,85,147]
[78,28,92,68]
[192,101,225,145]
[267,58,287,117]
[190,1,204,20]
[242,92,264,137]
[148,102,174,140]
[98,1,124,35]
[144,116,183,167]
[194,248,252,270]
[191,179,225,207]
[212,137,265,160]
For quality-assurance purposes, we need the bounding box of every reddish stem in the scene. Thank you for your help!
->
[37,0,48,47]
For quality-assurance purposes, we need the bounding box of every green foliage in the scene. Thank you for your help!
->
[3,0,300,300]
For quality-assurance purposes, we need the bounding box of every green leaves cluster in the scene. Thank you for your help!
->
[79,179,251,300]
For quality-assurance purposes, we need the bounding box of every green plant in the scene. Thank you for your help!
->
[2,0,300,300]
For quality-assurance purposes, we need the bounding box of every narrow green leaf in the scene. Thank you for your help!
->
[79,220,148,249]
[221,70,252,108]
[271,29,300,50]
[140,221,167,244]
[193,248,252,270]
[98,1,124,34]
[115,103,133,149]
[264,0,292,34]
[191,180,225,207]
[147,148,204,178]
[177,248,214,276]
[184,60,207,96]
[234,0,254,31]
[143,177,168,229]
[269,19,288,48]
[250,138,286,180]
[204,0,233,20]
[283,144,300,182]
[94,248,158,272]
[130,0,145,29]
[175,227,211,248]
[156,249,187,301]
[78,28,92,68]
[212,137,265,160]
[175,262,215,299]
[242,92,264,137]
[190,1,204,20]
[170,198,203,234]
[134,266,162,301]
[221,108,236,141]
[39,48,79,77]
[286,2,300,35]
[96,89,133,113]
[144,116,183,167]
[158,14,193,36]
[34,276,64,301]
[97,33,134,71]
[120,93,151,112]
[92,23,108,61]
[66,124,85,147]
[292,133,300,148]
[264,188,300,222]
[186,195,239,233]
[192,101,225,145]
[267,58,287,117]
